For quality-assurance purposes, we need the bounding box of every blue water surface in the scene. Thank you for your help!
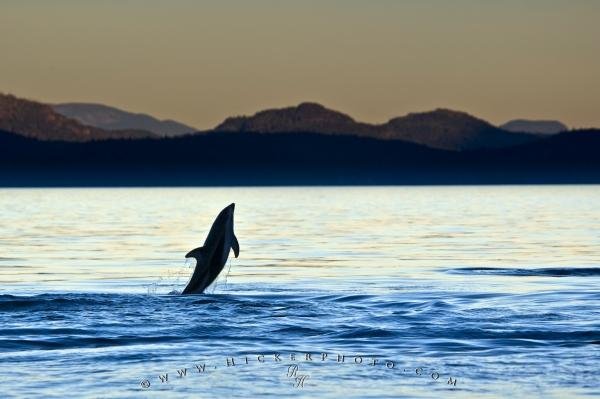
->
[0,186,599,398]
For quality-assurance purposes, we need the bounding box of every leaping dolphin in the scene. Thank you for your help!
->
[182,203,240,294]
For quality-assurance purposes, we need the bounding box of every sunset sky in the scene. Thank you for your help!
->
[1,0,599,129]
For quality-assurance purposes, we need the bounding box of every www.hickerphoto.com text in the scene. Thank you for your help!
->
[139,352,459,390]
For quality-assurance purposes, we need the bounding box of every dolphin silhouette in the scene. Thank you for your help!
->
[182,203,240,294]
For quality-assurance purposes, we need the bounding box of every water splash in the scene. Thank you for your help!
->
[145,258,193,295]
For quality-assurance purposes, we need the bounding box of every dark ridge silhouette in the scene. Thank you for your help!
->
[215,102,538,151]
[470,129,600,164]
[0,93,157,141]
[0,128,448,166]
[53,102,197,137]
[501,119,568,135]
[0,127,599,186]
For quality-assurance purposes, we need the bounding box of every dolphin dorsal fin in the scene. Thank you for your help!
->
[232,234,240,258]
[188,246,207,262]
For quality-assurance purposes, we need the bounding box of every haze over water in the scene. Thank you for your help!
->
[0,186,599,398]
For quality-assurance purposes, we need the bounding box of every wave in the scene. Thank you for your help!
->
[447,267,600,277]
[1,288,598,355]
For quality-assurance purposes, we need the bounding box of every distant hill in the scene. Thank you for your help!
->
[380,109,535,151]
[216,102,537,151]
[54,103,197,137]
[217,102,371,135]
[501,119,568,135]
[0,93,156,141]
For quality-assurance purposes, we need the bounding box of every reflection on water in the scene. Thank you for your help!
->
[0,186,599,398]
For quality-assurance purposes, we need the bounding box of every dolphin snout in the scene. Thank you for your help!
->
[225,203,235,215]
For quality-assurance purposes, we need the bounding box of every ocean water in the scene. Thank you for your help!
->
[0,186,599,398]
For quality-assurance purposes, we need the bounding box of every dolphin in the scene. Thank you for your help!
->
[182,203,240,294]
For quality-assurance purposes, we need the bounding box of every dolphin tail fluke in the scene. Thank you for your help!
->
[232,234,240,258]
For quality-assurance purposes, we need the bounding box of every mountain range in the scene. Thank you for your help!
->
[50,99,569,141]
[53,102,197,137]
[1,92,549,151]
[1,92,598,185]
